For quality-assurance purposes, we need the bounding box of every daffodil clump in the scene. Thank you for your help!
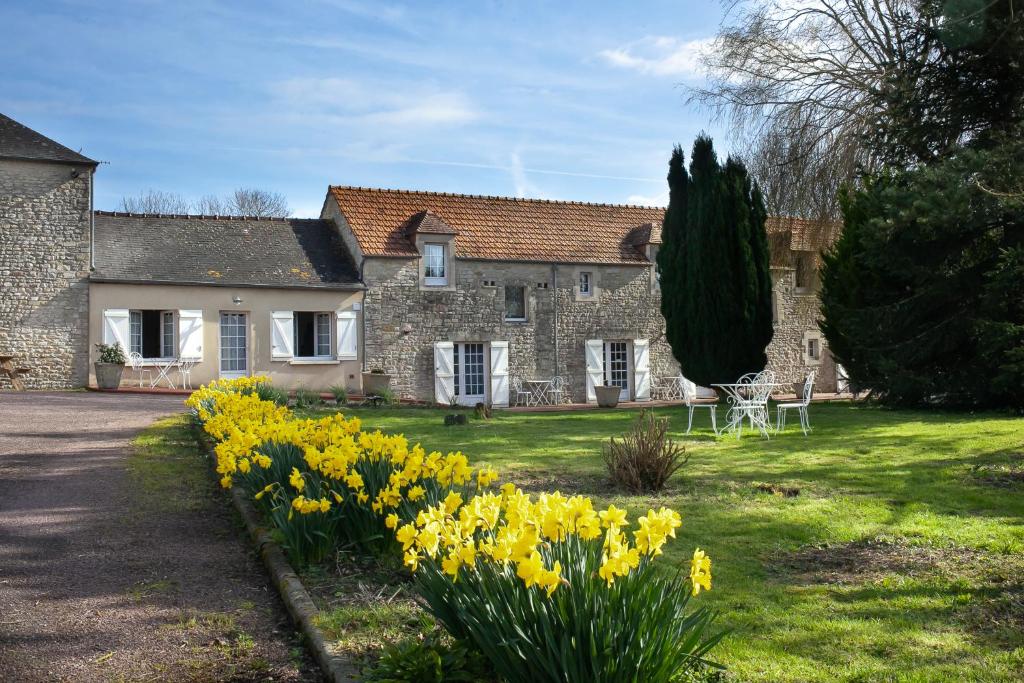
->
[187,377,501,562]
[187,378,724,681]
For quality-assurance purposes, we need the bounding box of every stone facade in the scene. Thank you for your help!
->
[361,255,679,403]
[766,260,837,393]
[0,159,93,389]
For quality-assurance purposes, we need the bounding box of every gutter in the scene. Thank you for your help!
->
[87,276,366,292]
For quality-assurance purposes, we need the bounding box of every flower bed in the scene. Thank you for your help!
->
[187,377,724,682]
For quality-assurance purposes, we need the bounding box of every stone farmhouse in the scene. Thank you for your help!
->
[1,113,839,403]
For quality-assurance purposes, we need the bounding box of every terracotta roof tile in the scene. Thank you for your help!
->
[329,186,664,264]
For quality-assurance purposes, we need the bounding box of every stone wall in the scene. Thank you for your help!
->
[0,159,93,389]
[361,257,678,403]
[766,265,837,392]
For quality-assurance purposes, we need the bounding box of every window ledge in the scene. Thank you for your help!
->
[504,318,528,323]
[287,358,340,365]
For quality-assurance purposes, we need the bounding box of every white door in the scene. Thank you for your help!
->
[454,342,486,406]
[604,341,631,401]
[219,312,248,379]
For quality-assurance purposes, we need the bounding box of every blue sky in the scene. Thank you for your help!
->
[1,0,730,216]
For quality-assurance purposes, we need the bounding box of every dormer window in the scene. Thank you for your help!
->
[424,243,447,286]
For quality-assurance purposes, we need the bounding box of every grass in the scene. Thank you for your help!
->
[294,402,1024,682]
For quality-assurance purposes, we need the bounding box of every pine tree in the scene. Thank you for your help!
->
[659,135,774,387]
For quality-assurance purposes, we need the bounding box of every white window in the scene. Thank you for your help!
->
[803,330,823,365]
[505,285,526,321]
[579,271,593,296]
[293,312,333,358]
[128,309,176,360]
[424,243,447,285]
[807,338,820,360]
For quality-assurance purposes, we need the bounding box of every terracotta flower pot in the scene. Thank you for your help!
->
[361,372,392,396]
[94,362,125,390]
[595,384,621,408]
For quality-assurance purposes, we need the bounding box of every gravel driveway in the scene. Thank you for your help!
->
[0,391,319,681]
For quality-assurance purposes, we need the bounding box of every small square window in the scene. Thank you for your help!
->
[579,271,593,296]
[807,338,819,360]
[505,285,526,320]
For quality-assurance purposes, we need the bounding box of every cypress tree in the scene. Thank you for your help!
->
[659,135,774,387]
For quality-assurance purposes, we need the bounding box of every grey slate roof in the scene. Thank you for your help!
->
[92,212,362,290]
[0,113,97,165]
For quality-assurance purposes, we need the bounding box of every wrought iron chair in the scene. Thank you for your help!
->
[177,358,198,391]
[548,376,570,405]
[511,377,534,407]
[682,378,717,434]
[776,370,817,435]
[127,351,152,388]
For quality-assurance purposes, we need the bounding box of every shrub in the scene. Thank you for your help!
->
[293,387,323,409]
[95,342,126,364]
[376,387,397,406]
[362,632,491,683]
[329,384,348,405]
[603,410,688,493]
[473,402,492,420]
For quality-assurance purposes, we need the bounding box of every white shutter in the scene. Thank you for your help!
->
[433,341,455,405]
[271,311,294,359]
[336,311,358,360]
[585,339,604,403]
[489,341,509,407]
[178,310,204,360]
[102,309,130,351]
[633,339,650,401]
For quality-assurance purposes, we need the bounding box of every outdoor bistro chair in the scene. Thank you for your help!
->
[682,378,717,435]
[776,370,817,435]
[127,351,152,388]
[548,375,570,405]
[511,377,534,407]
[177,358,198,391]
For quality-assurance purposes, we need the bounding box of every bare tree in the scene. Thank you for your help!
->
[119,189,192,214]
[226,188,290,217]
[194,194,228,215]
[118,188,291,217]
[689,0,937,217]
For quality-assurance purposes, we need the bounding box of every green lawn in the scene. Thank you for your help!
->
[300,402,1024,682]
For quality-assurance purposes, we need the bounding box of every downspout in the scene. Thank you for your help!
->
[551,263,558,377]
[88,168,95,269]
[359,256,367,373]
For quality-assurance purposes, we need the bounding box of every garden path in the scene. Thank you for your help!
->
[0,391,319,681]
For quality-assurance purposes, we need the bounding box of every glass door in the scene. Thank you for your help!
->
[453,342,486,406]
[219,312,248,379]
[604,340,630,400]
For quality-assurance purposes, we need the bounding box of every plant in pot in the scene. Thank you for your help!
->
[595,383,622,408]
[443,394,467,425]
[94,342,127,390]
[361,367,392,396]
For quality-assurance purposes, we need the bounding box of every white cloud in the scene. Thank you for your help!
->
[626,191,668,207]
[509,150,545,198]
[599,36,714,78]
[272,77,478,128]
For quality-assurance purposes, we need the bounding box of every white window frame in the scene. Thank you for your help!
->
[128,309,177,362]
[423,243,448,286]
[292,311,334,360]
[579,271,593,297]
[504,285,527,321]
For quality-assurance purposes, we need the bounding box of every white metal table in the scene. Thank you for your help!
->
[150,359,181,389]
[712,381,785,439]
[523,379,553,406]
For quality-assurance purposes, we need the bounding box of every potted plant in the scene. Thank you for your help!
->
[361,367,392,396]
[94,342,126,390]
[444,395,467,425]
[595,383,622,408]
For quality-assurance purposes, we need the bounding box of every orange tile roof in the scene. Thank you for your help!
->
[329,186,664,264]
[328,186,841,265]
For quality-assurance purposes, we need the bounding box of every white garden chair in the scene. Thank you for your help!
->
[682,378,718,434]
[548,376,570,405]
[127,352,152,387]
[511,377,534,407]
[776,370,817,435]
[177,358,198,390]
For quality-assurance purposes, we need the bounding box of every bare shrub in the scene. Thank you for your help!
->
[603,410,689,493]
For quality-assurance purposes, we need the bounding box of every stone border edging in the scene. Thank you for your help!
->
[227,484,360,683]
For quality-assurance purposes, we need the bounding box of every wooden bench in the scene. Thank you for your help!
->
[0,355,31,391]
